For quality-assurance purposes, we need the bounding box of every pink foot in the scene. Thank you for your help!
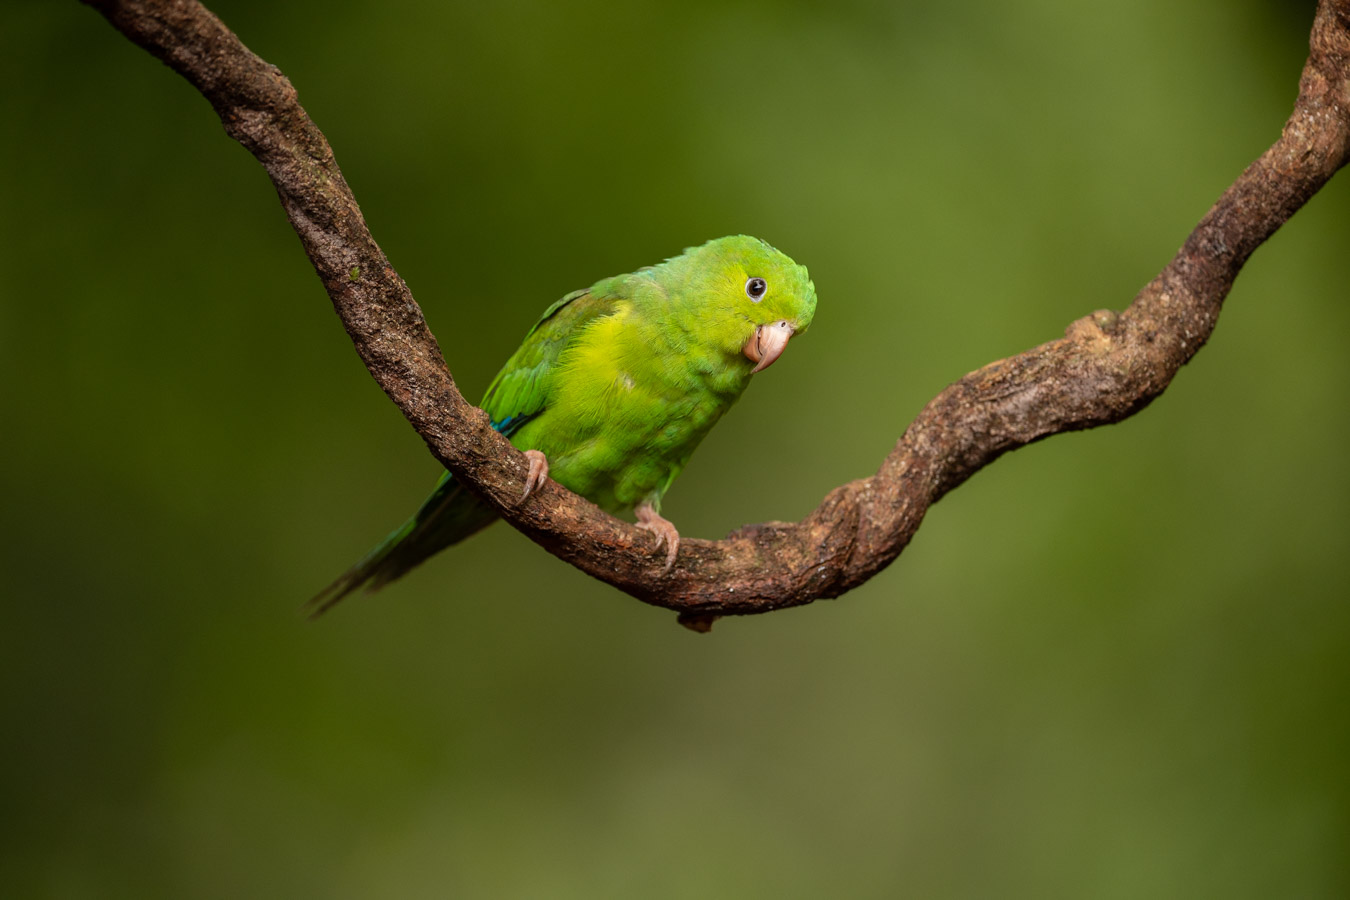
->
[636,502,680,572]
[520,449,550,502]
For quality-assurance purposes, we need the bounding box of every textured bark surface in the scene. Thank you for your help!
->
[84,0,1350,626]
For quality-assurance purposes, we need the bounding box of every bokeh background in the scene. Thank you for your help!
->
[3,0,1347,896]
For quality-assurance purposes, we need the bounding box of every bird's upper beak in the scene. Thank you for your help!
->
[743,320,796,374]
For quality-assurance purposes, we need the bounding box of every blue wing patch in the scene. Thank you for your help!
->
[491,409,543,437]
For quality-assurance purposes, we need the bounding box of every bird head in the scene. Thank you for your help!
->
[663,235,817,374]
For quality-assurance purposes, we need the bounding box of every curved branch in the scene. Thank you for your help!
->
[85,0,1350,626]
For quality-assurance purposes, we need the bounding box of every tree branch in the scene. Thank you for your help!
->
[84,0,1350,627]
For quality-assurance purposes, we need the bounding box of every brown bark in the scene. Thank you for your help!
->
[83,0,1350,627]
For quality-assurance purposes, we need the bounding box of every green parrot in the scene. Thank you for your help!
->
[310,234,817,613]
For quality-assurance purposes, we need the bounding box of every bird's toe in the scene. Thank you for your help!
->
[636,502,681,573]
[520,449,550,503]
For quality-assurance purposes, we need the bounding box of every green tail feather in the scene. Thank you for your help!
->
[307,473,499,617]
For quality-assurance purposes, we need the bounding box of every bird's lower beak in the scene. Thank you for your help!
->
[743,320,796,374]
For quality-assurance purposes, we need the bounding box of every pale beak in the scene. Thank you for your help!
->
[743,320,796,374]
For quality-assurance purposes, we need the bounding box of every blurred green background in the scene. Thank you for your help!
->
[3,0,1347,896]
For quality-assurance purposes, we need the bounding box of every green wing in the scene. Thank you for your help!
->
[480,287,619,437]
[307,286,622,615]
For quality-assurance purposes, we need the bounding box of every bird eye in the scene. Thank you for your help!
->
[745,277,767,301]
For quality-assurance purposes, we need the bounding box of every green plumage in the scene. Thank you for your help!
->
[312,235,816,613]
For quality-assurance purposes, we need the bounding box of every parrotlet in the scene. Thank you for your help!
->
[312,235,816,613]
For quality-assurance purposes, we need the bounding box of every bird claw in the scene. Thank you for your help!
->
[636,502,680,573]
[520,450,550,503]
